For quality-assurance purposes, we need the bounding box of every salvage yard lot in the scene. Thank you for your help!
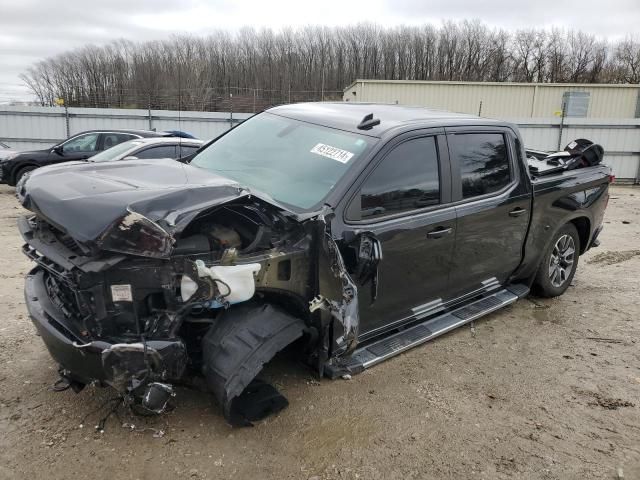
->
[0,184,638,480]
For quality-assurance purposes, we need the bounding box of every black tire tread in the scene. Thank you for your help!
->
[533,223,580,298]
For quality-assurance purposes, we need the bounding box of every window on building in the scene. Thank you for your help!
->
[562,91,590,117]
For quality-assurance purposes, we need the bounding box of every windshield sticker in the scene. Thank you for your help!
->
[310,143,354,164]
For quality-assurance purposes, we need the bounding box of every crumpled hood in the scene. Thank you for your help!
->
[19,158,275,243]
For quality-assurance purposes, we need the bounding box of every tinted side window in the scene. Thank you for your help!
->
[359,136,439,219]
[101,133,136,150]
[62,133,99,152]
[179,145,199,157]
[135,145,177,159]
[449,133,510,199]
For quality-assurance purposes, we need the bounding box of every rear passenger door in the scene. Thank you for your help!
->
[343,130,456,338]
[446,127,531,298]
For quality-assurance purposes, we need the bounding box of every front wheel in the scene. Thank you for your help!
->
[533,223,580,298]
[14,165,37,186]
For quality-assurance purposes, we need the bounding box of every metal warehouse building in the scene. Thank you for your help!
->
[343,80,640,182]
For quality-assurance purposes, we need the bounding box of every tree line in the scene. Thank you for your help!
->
[20,21,640,112]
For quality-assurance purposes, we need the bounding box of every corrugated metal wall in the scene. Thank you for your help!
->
[345,80,640,119]
[0,105,638,181]
[343,80,639,181]
[0,106,252,151]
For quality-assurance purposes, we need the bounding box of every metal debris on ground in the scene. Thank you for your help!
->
[122,422,166,438]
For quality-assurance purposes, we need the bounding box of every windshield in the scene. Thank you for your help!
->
[90,140,145,162]
[190,112,373,210]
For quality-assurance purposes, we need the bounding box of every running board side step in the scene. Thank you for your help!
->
[326,284,529,378]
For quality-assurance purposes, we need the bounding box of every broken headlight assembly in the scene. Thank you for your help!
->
[98,210,174,258]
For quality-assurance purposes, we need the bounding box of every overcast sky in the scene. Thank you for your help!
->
[0,0,638,101]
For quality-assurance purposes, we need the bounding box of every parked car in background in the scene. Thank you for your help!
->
[0,129,172,186]
[89,137,203,163]
[0,141,18,161]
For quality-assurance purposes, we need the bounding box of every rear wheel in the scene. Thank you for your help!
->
[533,223,580,297]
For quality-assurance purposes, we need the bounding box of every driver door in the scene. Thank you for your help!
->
[342,131,456,339]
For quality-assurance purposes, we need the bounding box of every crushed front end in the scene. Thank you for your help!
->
[20,203,364,425]
[17,159,366,424]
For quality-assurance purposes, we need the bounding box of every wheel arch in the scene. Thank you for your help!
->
[569,216,591,254]
[201,301,307,426]
[11,162,39,185]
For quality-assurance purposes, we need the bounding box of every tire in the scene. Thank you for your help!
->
[533,223,580,298]
[14,165,37,186]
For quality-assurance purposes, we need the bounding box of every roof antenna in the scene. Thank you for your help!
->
[357,113,380,130]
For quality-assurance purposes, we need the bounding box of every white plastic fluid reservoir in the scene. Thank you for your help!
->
[181,260,262,305]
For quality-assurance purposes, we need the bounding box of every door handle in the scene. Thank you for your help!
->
[426,227,452,239]
[509,208,527,217]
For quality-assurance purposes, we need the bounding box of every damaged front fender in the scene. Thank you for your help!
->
[201,302,306,426]
[311,230,359,354]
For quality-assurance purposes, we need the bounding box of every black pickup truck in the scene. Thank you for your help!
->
[17,103,610,426]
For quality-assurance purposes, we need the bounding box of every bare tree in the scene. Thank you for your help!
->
[616,37,640,83]
[19,22,639,112]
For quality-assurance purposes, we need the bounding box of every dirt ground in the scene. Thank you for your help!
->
[0,184,638,480]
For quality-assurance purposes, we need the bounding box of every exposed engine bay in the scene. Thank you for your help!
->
[20,188,367,425]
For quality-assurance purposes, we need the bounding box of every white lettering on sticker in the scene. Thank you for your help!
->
[111,284,133,302]
[310,143,354,163]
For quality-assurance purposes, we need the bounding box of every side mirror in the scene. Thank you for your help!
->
[122,156,138,161]
[52,145,63,155]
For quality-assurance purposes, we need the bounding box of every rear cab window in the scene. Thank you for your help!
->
[448,132,511,199]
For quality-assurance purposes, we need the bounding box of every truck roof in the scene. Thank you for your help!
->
[267,102,507,137]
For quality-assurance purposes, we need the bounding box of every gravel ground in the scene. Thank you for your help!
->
[0,184,638,480]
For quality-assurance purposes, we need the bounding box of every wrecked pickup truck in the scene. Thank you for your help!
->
[18,103,611,426]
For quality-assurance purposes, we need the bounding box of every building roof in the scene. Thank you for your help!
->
[343,79,640,92]
[267,102,503,137]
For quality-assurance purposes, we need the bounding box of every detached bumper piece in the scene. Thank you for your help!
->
[25,269,187,408]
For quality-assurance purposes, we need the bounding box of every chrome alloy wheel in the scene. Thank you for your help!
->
[549,234,576,288]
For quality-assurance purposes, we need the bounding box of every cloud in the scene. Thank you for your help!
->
[382,0,640,38]
[0,0,638,101]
